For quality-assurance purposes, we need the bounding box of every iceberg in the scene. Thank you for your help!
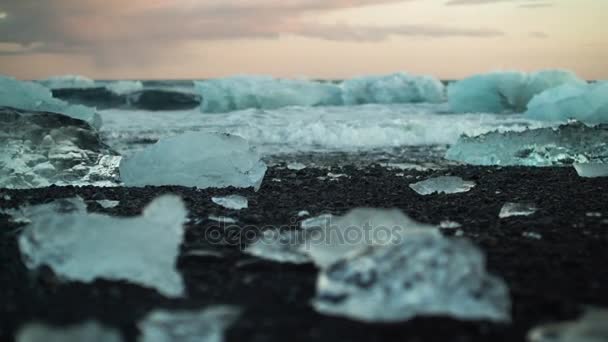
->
[211,195,248,210]
[409,176,476,195]
[448,70,585,113]
[16,321,122,342]
[313,232,511,323]
[0,107,121,189]
[499,202,537,218]
[446,122,608,166]
[525,82,608,124]
[574,163,608,178]
[138,306,240,342]
[527,309,608,342]
[17,195,187,297]
[119,132,267,190]
[0,76,100,127]
[341,73,445,105]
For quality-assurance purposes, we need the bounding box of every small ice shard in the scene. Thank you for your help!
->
[440,220,462,229]
[300,214,333,229]
[522,232,542,240]
[446,122,608,166]
[96,200,119,209]
[18,196,187,297]
[119,132,267,190]
[287,162,307,171]
[527,309,608,342]
[16,321,122,342]
[586,212,602,218]
[181,249,224,259]
[211,195,248,210]
[499,202,537,218]
[244,229,312,264]
[574,163,608,178]
[327,172,347,179]
[297,210,310,217]
[313,232,510,323]
[409,176,476,195]
[138,306,241,342]
[208,215,237,224]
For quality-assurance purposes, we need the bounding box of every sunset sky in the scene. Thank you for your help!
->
[0,0,606,80]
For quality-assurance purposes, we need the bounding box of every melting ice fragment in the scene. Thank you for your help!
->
[16,321,123,342]
[313,232,511,323]
[138,306,241,342]
[527,309,608,342]
[96,200,120,209]
[409,176,476,195]
[17,196,187,297]
[208,215,237,224]
[287,162,307,171]
[211,195,248,210]
[119,132,267,190]
[446,122,608,166]
[440,220,462,229]
[244,229,312,264]
[499,202,538,218]
[574,163,608,178]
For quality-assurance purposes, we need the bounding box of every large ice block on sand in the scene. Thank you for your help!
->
[138,306,241,342]
[17,196,187,297]
[16,321,122,342]
[211,195,248,210]
[119,132,267,190]
[313,232,511,323]
[574,163,608,178]
[0,76,100,127]
[527,309,608,342]
[409,176,476,195]
[448,70,584,113]
[0,107,120,189]
[525,82,608,124]
[341,73,445,105]
[446,122,608,166]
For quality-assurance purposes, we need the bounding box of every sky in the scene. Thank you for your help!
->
[0,0,606,80]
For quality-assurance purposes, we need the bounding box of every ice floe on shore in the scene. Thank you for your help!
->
[409,176,476,195]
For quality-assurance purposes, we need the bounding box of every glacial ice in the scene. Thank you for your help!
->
[211,195,248,210]
[574,163,608,178]
[527,309,608,342]
[0,107,121,189]
[138,306,241,342]
[499,202,537,218]
[0,76,100,127]
[448,70,584,113]
[287,162,307,171]
[313,232,511,323]
[97,200,120,209]
[525,82,608,124]
[409,176,476,195]
[17,196,187,297]
[16,321,123,342]
[119,132,267,190]
[446,122,608,166]
[341,73,445,105]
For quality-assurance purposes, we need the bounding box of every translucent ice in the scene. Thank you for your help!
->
[244,229,312,264]
[448,70,584,113]
[287,162,307,171]
[138,306,241,342]
[525,82,608,124]
[0,107,121,189]
[446,122,608,166]
[313,232,511,323]
[208,215,237,224]
[18,196,187,297]
[341,73,445,105]
[119,132,267,190]
[574,163,608,178]
[16,321,123,342]
[499,202,537,218]
[211,195,248,210]
[0,76,100,127]
[97,200,120,209]
[527,309,608,342]
[409,176,476,195]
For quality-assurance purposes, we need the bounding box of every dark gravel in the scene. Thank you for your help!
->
[1,165,607,342]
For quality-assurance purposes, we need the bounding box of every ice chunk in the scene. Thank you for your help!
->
[105,80,144,95]
[341,73,445,105]
[525,82,608,124]
[208,215,237,224]
[448,70,584,113]
[440,220,462,229]
[16,321,122,342]
[40,75,96,90]
[522,232,542,240]
[196,76,343,113]
[297,210,310,217]
[244,229,312,264]
[446,122,608,166]
[17,195,187,297]
[96,200,120,209]
[499,202,537,218]
[409,176,476,195]
[138,306,240,342]
[300,213,334,229]
[527,309,608,342]
[313,232,510,323]
[0,107,121,189]
[0,76,100,127]
[119,132,267,190]
[287,162,307,171]
[574,163,608,178]
[211,195,248,210]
